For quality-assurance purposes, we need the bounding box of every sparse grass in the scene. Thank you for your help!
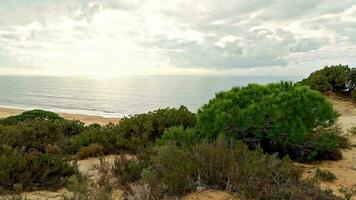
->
[348,127,356,136]
[339,185,356,200]
[315,168,337,182]
[62,158,113,200]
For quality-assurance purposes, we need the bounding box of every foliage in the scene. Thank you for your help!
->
[315,168,337,182]
[0,146,77,192]
[0,119,70,153]
[300,65,350,92]
[76,144,104,160]
[118,106,196,152]
[142,140,341,199]
[0,110,63,125]
[196,82,340,161]
[352,90,356,100]
[68,124,120,155]
[156,126,198,147]
[111,155,144,185]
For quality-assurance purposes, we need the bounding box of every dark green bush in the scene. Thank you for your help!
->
[300,65,350,92]
[0,120,70,152]
[118,106,196,151]
[111,155,144,185]
[196,82,340,161]
[315,168,336,182]
[142,140,341,199]
[68,124,121,155]
[0,110,63,125]
[157,126,198,147]
[0,146,77,192]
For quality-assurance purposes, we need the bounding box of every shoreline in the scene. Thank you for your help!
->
[0,106,120,125]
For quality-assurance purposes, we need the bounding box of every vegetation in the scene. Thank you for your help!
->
[111,155,144,185]
[315,168,337,182]
[76,144,104,160]
[196,82,342,161]
[138,140,341,199]
[0,77,353,199]
[300,64,356,100]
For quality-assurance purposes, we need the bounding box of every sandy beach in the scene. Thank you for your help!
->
[0,107,120,125]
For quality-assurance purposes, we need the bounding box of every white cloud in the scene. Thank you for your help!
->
[0,0,355,77]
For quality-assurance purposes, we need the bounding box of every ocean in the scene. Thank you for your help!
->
[0,75,303,117]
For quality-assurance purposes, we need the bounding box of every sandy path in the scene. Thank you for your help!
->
[299,94,356,199]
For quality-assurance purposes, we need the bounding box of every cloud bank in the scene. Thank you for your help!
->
[0,0,356,76]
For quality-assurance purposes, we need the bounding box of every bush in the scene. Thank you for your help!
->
[69,124,120,155]
[0,119,71,153]
[142,140,341,199]
[0,110,63,125]
[76,144,104,160]
[352,90,356,100]
[196,82,340,161]
[111,155,144,185]
[0,146,77,192]
[157,126,198,147]
[315,168,336,182]
[118,106,196,152]
[300,65,350,92]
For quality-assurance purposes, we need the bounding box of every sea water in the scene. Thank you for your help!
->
[0,75,302,117]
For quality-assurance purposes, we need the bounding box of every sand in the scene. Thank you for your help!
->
[0,107,120,125]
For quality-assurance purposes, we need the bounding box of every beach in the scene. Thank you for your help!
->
[0,107,120,125]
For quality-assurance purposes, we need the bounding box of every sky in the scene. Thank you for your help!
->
[0,0,356,78]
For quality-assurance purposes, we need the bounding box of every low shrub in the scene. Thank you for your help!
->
[69,124,120,155]
[76,144,104,160]
[142,140,341,199]
[0,119,70,153]
[156,126,198,147]
[315,168,337,182]
[111,155,144,185]
[119,106,196,152]
[300,64,350,92]
[196,82,342,162]
[0,146,78,192]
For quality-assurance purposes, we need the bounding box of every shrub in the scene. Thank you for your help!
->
[0,110,63,125]
[143,140,341,199]
[157,126,198,147]
[300,65,350,92]
[0,146,78,192]
[315,168,337,182]
[118,106,196,152]
[111,155,144,185]
[69,124,121,155]
[196,82,340,161]
[0,119,70,153]
[76,144,104,160]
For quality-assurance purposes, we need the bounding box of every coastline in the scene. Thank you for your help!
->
[0,106,120,125]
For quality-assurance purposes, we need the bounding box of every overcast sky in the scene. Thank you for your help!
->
[0,0,356,77]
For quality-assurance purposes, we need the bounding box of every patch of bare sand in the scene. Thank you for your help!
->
[299,93,356,199]
[182,190,238,200]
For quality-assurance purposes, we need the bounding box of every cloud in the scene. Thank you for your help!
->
[0,0,355,76]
